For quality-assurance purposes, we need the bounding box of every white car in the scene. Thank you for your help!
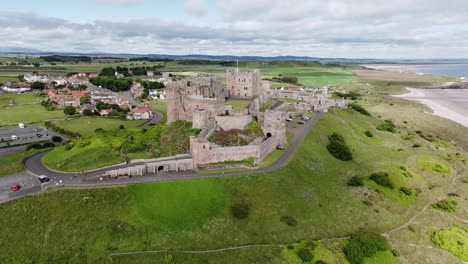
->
[18,123,25,128]
[11,135,18,140]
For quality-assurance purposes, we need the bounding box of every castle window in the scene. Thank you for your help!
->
[203,145,205,149]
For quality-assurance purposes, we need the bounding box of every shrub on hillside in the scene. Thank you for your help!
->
[231,201,250,219]
[349,103,371,116]
[296,247,313,262]
[280,215,298,226]
[369,172,394,189]
[348,176,364,187]
[364,130,373,138]
[399,186,412,196]
[431,199,458,213]
[82,109,93,116]
[327,132,353,161]
[376,119,397,133]
[343,230,391,264]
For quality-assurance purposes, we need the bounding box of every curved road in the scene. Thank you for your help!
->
[13,112,323,201]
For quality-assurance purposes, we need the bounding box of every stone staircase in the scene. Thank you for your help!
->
[198,118,217,139]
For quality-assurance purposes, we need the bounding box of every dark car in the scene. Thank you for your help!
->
[36,133,42,137]
[10,185,20,191]
[298,120,306,124]
[38,175,50,183]
[276,145,285,150]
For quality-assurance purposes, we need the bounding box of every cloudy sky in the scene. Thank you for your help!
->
[1,0,468,58]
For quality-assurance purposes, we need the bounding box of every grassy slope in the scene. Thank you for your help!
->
[0,93,43,106]
[0,149,46,177]
[51,117,144,137]
[2,108,454,263]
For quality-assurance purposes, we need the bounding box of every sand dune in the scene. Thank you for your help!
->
[394,88,468,127]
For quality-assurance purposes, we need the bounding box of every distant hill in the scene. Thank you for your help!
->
[0,49,467,64]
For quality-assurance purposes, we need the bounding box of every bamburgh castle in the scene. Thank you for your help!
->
[164,68,346,168]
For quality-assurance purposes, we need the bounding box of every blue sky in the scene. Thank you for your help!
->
[1,0,468,58]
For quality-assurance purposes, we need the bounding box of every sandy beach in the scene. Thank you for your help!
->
[394,88,468,127]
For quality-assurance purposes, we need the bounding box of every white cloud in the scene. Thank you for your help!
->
[2,0,468,58]
[183,0,208,16]
[90,0,144,6]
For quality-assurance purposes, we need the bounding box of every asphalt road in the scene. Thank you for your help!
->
[3,111,323,203]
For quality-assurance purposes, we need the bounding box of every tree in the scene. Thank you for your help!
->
[80,96,91,105]
[31,81,45,90]
[100,67,116,77]
[33,62,40,67]
[63,106,76,115]
[82,109,93,116]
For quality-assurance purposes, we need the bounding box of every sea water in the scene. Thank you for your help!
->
[408,64,468,79]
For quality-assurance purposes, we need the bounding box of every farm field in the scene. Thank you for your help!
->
[0,93,42,106]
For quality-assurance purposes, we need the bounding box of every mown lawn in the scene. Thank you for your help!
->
[0,93,43,106]
[0,104,64,125]
[224,99,252,110]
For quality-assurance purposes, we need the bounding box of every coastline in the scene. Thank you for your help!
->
[394,88,468,128]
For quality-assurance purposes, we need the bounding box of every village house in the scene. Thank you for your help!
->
[1,82,31,93]
[43,88,89,108]
[89,86,117,103]
[79,103,96,113]
[100,108,113,116]
[116,95,131,110]
[128,105,153,120]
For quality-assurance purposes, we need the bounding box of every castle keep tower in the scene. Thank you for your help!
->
[227,69,261,98]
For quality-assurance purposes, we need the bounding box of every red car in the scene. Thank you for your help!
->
[10,185,21,191]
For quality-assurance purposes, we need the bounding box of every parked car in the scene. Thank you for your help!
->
[286,117,293,122]
[18,123,25,128]
[36,133,42,137]
[298,120,306,124]
[276,145,285,150]
[11,135,18,140]
[10,185,20,191]
[38,175,50,183]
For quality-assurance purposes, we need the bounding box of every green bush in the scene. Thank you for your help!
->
[349,103,371,116]
[82,109,93,116]
[42,141,56,148]
[369,172,394,189]
[377,119,397,133]
[63,105,76,116]
[231,201,250,219]
[296,247,313,262]
[431,199,458,213]
[348,176,364,187]
[26,143,43,150]
[344,230,391,264]
[280,215,298,226]
[51,136,63,143]
[399,186,412,196]
[327,132,353,161]
[364,130,373,137]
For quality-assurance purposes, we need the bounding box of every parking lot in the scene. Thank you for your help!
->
[0,125,63,155]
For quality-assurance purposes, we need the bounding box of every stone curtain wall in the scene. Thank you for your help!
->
[190,136,278,166]
[215,115,253,130]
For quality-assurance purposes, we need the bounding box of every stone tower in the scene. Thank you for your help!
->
[227,69,261,98]
[262,110,287,146]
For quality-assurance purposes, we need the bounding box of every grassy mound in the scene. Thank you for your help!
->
[431,226,468,261]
